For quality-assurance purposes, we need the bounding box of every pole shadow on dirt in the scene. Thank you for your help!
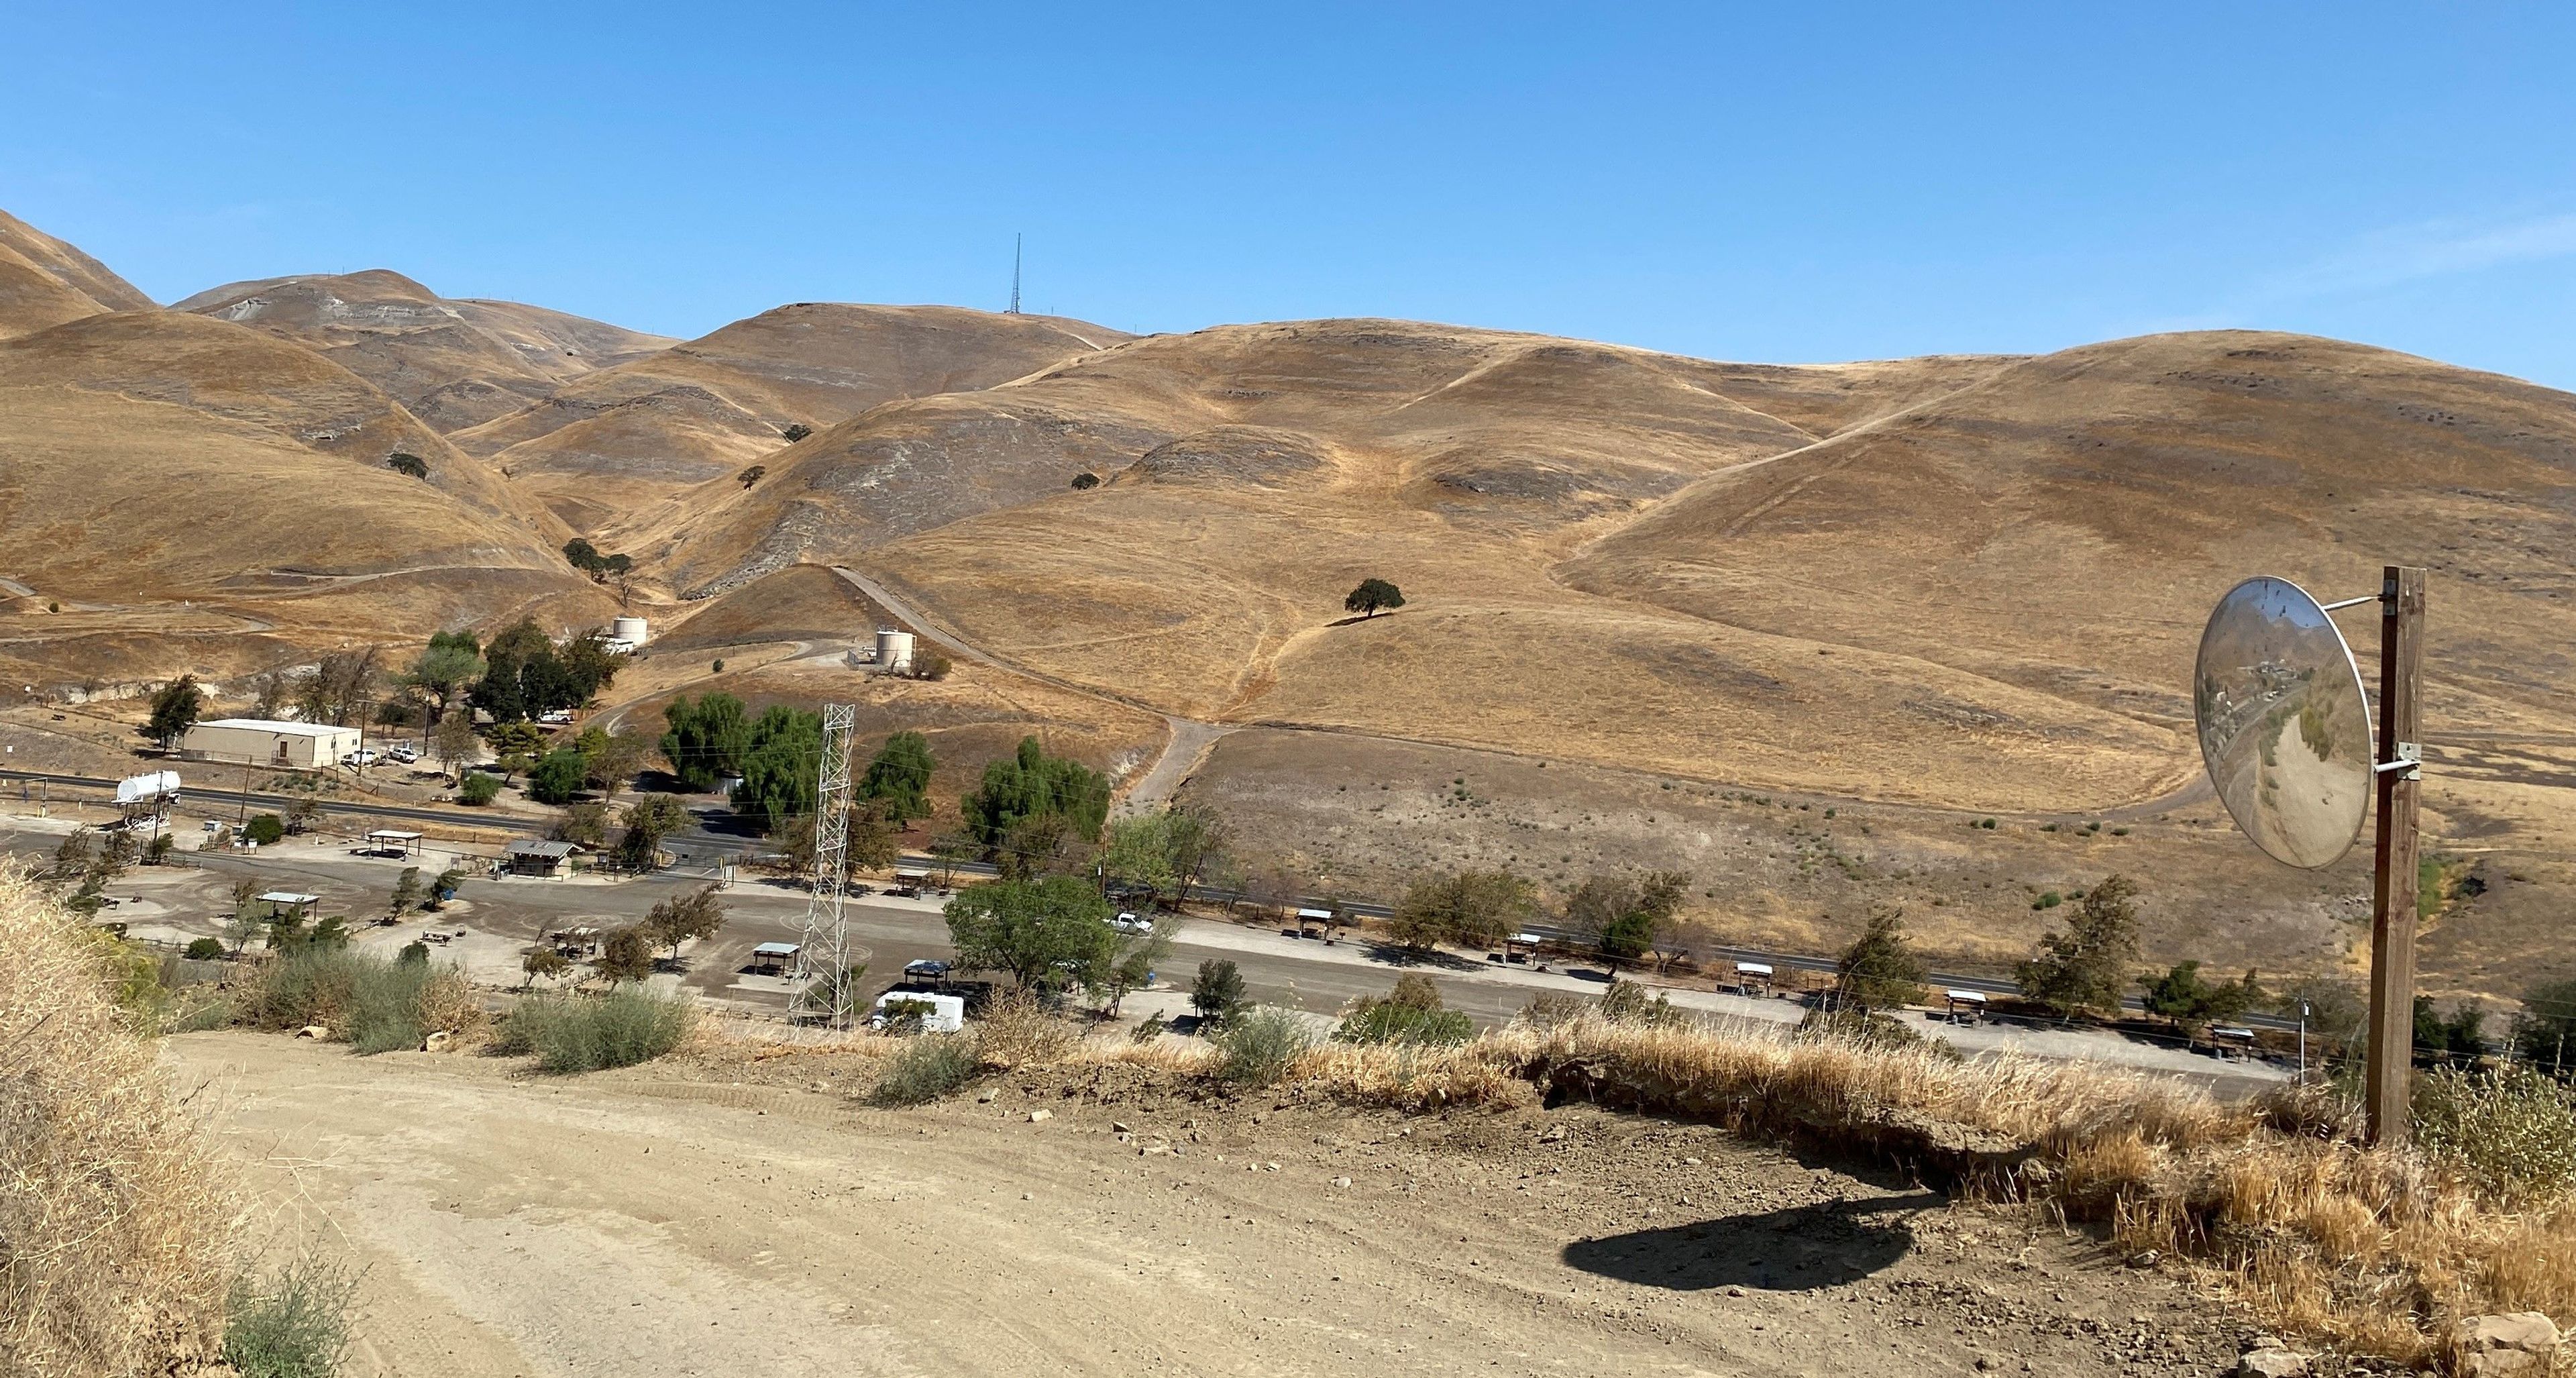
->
[1560,1191,1942,1292]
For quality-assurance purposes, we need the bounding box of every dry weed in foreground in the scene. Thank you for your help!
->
[0,866,235,1375]
[1480,1014,2575,1367]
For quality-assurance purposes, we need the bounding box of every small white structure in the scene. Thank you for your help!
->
[363,829,423,857]
[181,719,362,769]
[1942,989,1989,1024]
[610,615,649,646]
[750,940,800,973]
[873,629,916,674]
[1733,961,1774,996]
[871,990,965,1032]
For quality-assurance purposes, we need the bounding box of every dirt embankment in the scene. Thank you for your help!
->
[171,1030,2247,1377]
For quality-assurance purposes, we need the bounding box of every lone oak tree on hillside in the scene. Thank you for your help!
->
[1344,578,1405,618]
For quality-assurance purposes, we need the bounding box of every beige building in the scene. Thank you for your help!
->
[180,719,362,769]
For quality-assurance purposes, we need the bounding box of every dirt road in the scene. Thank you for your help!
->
[173,1031,2243,1377]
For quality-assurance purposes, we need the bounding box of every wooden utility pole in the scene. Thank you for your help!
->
[2363,565,2426,1145]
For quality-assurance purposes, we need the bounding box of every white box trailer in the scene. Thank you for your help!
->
[870,991,965,1032]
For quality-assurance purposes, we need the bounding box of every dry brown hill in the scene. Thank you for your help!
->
[651,321,2576,826]
[0,309,611,689]
[176,270,675,432]
[458,304,1134,536]
[0,210,155,340]
[1560,330,2576,751]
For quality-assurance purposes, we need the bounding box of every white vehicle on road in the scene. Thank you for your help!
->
[537,708,575,725]
[341,749,381,767]
[386,745,418,764]
[1110,911,1153,935]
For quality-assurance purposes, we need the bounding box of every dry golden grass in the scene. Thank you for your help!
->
[728,1000,2569,1367]
[0,866,235,1375]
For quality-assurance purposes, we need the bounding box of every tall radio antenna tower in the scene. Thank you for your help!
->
[1009,233,1022,315]
[795,703,858,1023]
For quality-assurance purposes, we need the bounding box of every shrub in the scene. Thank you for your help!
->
[184,936,225,960]
[1216,1008,1313,1088]
[243,813,286,845]
[244,947,476,1053]
[223,1255,356,1378]
[869,1034,983,1106]
[2412,1065,2576,1202]
[0,868,234,1372]
[499,988,696,1073]
[1336,973,1473,1046]
[1517,992,1588,1029]
[1069,471,1102,490]
[1336,1001,1473,1047]
[975,989,1078,1065]
[1597,977,1686,1027]
[458,772,502,806]
[385,451,429,480]
[1797,1004,1955,1057]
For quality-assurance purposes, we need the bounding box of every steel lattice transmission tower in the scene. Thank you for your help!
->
[796,703,859,1022]
[1009,233,1022,315]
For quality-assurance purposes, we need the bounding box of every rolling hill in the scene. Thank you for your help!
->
[177,270,676,432]
[0,210,156,340]
[457,303,1134,537]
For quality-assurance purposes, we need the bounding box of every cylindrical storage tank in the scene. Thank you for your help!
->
[875,629,916,673]
[610,615,649,645]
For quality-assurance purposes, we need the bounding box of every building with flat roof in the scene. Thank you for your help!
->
[180,719,362,769]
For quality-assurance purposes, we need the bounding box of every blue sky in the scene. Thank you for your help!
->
[9,3,2576,386]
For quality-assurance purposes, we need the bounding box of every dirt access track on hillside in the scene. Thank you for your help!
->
[173,1031,2248,1377]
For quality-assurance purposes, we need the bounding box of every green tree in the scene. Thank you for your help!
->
[404,631,486,723]
[387,866,423,920]
[1835,904,1929,1010]
[780,422,813,443]
[1565,870,1688,973]
[737,464,766,489]
[616,794,693,869]
[1102,813,1180,902]
[1343,578,1405,617]
[1069,471,1101,490]
[243,814,286,846]
[50,827,95,880]
[522,947,571,987]
[961,737,1111,849]
[146,674,205,749]
[2139,961,2265,1033]
[643,884,727,961]
[427,867,466,909]
[2512,977,2576,1076]
[847,798,901,876]
[458,772,502,806]
[1389,869,1537,953]
[1191,959,1248,1026]
[584,730,649,800]
[659,692,751,790]
[733,706,823,835]
[2414,996,2488,1062]
[564,538,603,575]
[551,800,612,849]
[595,926,657,985]
[996,811,1087,882]
[433,709,479,780]
[943,876,1117,993]
[528,747,590,805]
[860,730,937,822]
[386,451,429,478]
[2014,873,2143,1019]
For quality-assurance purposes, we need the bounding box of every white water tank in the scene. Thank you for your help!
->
[875,629,916,674]
[610,615,649,646]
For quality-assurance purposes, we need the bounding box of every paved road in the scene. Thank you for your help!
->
[2,765,2296,1033]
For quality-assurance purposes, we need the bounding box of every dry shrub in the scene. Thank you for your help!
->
[973,990,1078,1067]
[0,865,235,1375]
[1295,1039,1530,1112]
[1482,1010,2576,1367]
